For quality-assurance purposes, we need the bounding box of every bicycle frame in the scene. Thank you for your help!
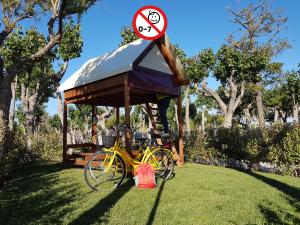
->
[102,137,161,174]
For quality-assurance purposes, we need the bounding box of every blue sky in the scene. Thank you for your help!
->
[42,0,299,115]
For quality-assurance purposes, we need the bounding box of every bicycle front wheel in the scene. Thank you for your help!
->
[84,151,126,191]
[146,148,174,180]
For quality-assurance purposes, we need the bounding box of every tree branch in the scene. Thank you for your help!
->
[233,81,246,111]
[0,14,33,45]
[54,60,69,86]
[201,80,227,113]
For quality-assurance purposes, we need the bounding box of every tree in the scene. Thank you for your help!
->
[0,0,97,141]
[1,21,83,146]
[264,86,291,123]
[195,94,216,131]
[227,0,290,127]
[286,69,300,123]
[190,46,269,128]
[119,26,139,46]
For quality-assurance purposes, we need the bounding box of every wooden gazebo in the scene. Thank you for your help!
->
[59,34,188,166]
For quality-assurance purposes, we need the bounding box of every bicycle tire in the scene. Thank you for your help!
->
[84,151,126,191]
[146,148,174,180]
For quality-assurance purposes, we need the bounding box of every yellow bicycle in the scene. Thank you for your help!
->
[84,125,174,191]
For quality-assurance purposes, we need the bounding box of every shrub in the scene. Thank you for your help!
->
[185,131,220,163]
[185,124,300,174]
[31,131,62,162]
[267,125,300,170]
[0,126,63,186]
[0,128,29,186]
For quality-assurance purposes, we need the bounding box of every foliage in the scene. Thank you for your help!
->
[0,114,63,185]
[184,131,220,163]
[31,130,62,161]
[119,26,139,46]
[0,128,28,186]
[267,125,300,168]
[185,125,300,174]
[48,114,62,130]
[68,104,92,129]
[58,21,83,61]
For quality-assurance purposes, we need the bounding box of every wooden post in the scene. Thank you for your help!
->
[116,107,120,138]
[177,94,184,167]
[124,76,131,151]
[91,105,97,147]
[63,100,68,164]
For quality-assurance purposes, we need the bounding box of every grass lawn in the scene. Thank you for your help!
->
[0,162,299,225]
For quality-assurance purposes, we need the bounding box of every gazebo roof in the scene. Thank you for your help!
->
[61,34,188,107]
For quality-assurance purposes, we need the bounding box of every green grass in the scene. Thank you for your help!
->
[0,163,299,225]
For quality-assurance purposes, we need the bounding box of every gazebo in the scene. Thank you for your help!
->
[59,34,188,166]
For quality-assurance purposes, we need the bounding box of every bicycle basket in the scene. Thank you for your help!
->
[101,135,116,147]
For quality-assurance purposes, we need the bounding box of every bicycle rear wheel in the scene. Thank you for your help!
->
[146,148,174,180]
[84,151,126,191]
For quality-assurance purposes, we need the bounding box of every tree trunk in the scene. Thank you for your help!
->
[20,82,40,147]
[255,82,265,128]
[9,76,17,130]
[243,103,252,126]
[174,104,179,129]
[201,75,245,129]
[201,110,205,131]
[57,92,64,125]
[274,108,279,123]
[0,80,12,136]
[278,110,288,123]
[97,107,113,135]
[293,102,299,124]
[184,86,190,133]
[223,112,233,128]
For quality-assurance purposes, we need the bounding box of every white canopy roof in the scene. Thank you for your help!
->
[59,38,173,92]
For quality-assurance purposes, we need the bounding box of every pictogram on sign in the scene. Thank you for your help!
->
[132,5,168,40]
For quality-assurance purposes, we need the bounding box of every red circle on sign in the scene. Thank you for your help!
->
[132,5,168,40]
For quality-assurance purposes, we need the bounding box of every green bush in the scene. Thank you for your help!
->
[185,124,300,171]
[31,131,62,162]
[267,125,300,168]
[205,127,266,163]
[0,128,29,186]
[0,127,63,186]
[185,131,220,163]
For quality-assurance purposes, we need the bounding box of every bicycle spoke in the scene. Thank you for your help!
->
[84,151,126,191]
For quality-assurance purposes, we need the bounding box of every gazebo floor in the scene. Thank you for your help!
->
[66,151,141,167]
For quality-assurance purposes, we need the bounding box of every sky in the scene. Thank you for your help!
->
[35,0,300,115]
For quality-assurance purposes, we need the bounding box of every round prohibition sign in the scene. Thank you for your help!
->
[132,5,168,40]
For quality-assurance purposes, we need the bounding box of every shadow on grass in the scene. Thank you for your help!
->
[69,179,134,225]
[235,169,300,224]
[0,162,80,225]
[243,170,300,202]
[258,202,300,225]
[146,179,166,225]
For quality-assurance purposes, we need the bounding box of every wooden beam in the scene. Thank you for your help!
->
[64,74,125,100]
[66,143,97,149]
[65,86,123,104]
[156,36,188,85]
[63,100,68,164]
[92,105,97,146]
[75,100,121,107]
[177,94,184,167]
[124,75,131,151]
